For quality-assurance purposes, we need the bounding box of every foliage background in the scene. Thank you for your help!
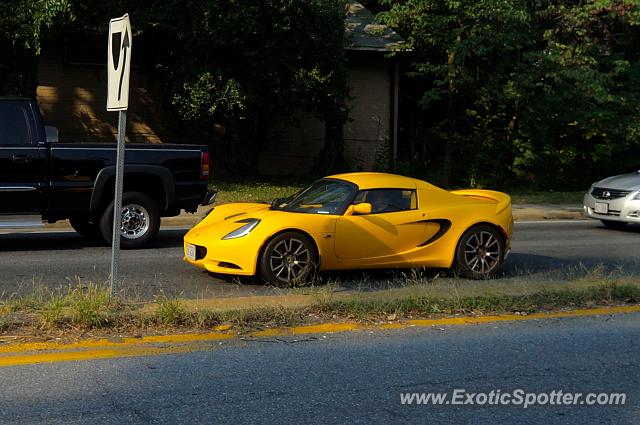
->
[0,0,347,175]
[1,0,639,189]
[371,0,640,190]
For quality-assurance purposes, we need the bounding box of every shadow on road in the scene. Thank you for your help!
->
[0,229,188,252]
[501,252,640,279]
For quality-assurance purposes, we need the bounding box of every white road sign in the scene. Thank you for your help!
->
[107,14,132,111]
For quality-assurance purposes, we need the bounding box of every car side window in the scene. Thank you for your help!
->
[356,189,417,214]
[0,103,31,146]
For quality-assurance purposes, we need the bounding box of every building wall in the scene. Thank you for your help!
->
[36,46,392,176]
[259,54,392,176]
[343,54,391,172]
[257,111,326,175]
[36,46,170,144]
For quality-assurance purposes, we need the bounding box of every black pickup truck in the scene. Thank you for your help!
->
[0,97,212,248]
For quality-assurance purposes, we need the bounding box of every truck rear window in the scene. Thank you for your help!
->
[0,103,30,145]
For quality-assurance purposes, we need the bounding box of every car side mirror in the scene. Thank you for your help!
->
[45,126,59,143]
[353,202,372,215]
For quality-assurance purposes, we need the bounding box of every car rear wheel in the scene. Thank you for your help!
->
[99,191,161,249]
[601,220,627,230]
[259,232,318,286]
[69,217,100,239]
[455,225,504,279]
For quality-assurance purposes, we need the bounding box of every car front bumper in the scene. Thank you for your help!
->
[583,192,640,223]
[183,230,260,276]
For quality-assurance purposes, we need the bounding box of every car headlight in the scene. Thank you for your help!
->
[633,191,640,200]
[222,218,260,240]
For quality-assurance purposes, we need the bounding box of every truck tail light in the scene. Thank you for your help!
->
[201,151,210,180]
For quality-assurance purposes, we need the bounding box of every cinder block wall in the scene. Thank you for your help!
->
[259,55,391,176]
[36,47,169,144]
[36,46,392,176]
[343,55,391,171]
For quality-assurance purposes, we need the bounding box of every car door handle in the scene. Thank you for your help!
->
[12,155,32,164]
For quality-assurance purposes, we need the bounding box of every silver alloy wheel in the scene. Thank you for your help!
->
[120,203,150,240]
[269,238,311,282]
[463,231,501,274]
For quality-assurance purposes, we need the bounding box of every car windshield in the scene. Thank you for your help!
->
[272,179,356,215]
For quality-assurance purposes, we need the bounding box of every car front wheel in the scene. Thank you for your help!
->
[455,225,505,279]
[259,232,318,286]
[99,191,161,249]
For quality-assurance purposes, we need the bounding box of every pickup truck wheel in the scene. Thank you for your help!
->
[99,192,161,249]
[69,217,100,239]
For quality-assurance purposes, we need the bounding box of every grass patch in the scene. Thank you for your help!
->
[210,180,305,205]
[154,294,188,325]
[0,276,638,339]
[40,295,65,327]
[67,284,113,328]
[313,281,640,320]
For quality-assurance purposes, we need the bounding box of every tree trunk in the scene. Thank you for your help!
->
[442,44,458,187]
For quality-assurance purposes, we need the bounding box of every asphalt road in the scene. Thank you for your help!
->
[0,312,637,424]
[0,220,639,300]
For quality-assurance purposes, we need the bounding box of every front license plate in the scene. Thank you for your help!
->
[186,244,196,261]
[594,202,609,214]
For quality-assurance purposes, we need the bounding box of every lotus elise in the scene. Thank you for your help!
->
[184,173,513,284]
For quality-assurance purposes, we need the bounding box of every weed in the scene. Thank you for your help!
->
[155,295,187,325]
[68,283,111,328]
[40,295,66,327]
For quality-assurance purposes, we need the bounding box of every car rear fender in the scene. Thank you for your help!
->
[449,189,511,214]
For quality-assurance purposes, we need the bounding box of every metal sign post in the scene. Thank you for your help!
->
[107,14,132,297]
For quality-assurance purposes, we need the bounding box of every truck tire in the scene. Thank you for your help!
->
[99,191,161,249]
[69,217,100,239]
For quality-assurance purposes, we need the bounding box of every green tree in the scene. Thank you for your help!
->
[0,0,72,96]
[513,0,640,188]
[130,0,348,175]
[379,0,531,186]
[379,0,640,189]
[2,0,348,176]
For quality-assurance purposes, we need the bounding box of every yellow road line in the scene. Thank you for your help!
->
[0,331,236,354]
[0,345,208,367]
[0,305,637,367]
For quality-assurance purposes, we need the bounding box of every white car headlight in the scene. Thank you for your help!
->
[222,219,260,240]
[633,191,640,200]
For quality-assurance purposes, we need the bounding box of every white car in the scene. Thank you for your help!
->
[583,171,640,229]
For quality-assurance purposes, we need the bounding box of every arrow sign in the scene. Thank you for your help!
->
[106,14,132,297]
[107,14,132,111]
[118,29,130,101]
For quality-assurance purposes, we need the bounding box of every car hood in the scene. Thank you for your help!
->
[189,203,289,238]
[595,172,640,191]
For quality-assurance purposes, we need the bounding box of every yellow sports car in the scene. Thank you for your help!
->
[184,173,512,284]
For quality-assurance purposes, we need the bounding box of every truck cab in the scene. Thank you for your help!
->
[0,98,212,248]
